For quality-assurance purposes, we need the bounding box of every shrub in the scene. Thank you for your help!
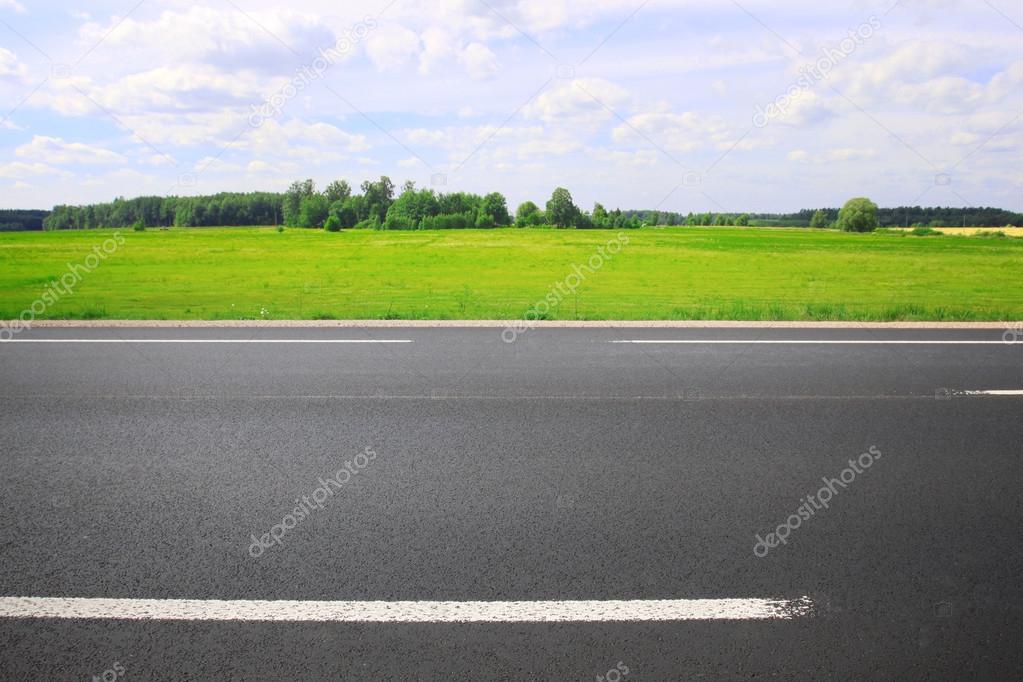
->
[132,219,146,232]
[836,197,879,232]
[910,227,942,237]
[382,215,415,230]
[323,215,341,232]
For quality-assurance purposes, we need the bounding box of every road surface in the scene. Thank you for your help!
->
[0,326,1021,679]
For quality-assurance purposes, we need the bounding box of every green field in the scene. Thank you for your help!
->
[1,226,1021,321]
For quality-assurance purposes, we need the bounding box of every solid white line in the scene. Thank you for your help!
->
[962,389,1023,396]
[611,340,1009,345]
[0,339,412,344]
[0,597,813,622]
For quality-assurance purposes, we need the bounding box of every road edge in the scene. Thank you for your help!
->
[10,320,1019,329]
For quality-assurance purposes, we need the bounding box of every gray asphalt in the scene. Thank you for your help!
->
[1,327,1021,680]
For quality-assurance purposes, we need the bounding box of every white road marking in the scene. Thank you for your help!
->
[0,339,412,344]
[961,389,1023,396]
[611,340,1010,345]
[0,597,813,622]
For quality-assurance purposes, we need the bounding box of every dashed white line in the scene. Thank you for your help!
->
[0,597,813,622]
[961,389,1023,396]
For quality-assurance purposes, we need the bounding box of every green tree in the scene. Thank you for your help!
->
[481,192,511,226]
[284,179,315,227]
[515,201,542,227]
[735,213,750,226]
[837,197,879,232]
[329,199,358,228]
[809,209,829,228]
[545,187,579,228]
[324,180,351,204]
[360,176,395,222]
[297,194,329,228]
[323,215,342,232]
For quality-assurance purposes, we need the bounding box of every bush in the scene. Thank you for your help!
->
[809,209,830,228]
[323,215,341,232]
[132,220,146,232]
[910,227,942,237]
[382,215,415,230]
[420,212,474,230]
[837,197,879,232]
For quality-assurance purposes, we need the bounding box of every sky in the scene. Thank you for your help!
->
[1,0,1022,213]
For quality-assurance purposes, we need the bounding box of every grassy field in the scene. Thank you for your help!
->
[1,226,1021,321]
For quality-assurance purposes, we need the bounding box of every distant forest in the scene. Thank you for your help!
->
[27,178,1023,231]
[0,210,48,231]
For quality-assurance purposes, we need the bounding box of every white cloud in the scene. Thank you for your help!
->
[0,161,70,179]
[524,78,630,125]
[613,110,732,152]
[459,42,499,80]
[0,0,25,14]
[0,47,27,80]
[787,147,877,164]
[15,136,124,165]
[74,7,335,69]
[365,24,421,71]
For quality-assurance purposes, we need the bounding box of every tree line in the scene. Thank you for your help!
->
[754,206,1023,228]
[44,192,284,230]
[0,210,48,231]
[38,177,1023,230]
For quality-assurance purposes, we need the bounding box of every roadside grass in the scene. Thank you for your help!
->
[0,226,1021,321]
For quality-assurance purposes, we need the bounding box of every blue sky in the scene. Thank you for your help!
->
[1,0,1022,212]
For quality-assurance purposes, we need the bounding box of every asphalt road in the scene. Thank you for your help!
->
[1,326,1021,680]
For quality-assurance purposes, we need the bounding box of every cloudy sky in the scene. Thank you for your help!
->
[1,0,1022,212]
